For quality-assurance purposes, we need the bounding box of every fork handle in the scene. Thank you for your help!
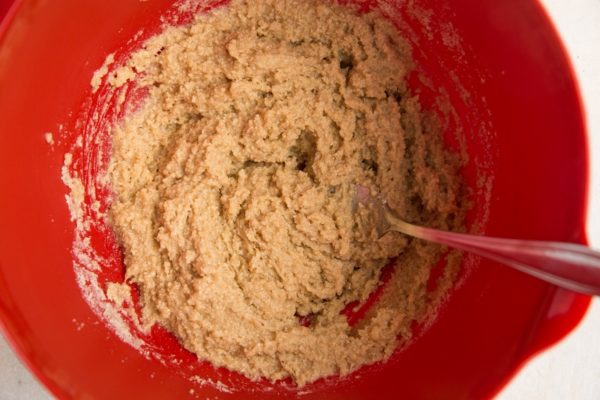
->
[385,207,600,296]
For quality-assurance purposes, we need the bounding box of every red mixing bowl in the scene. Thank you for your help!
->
[0,0,590,399]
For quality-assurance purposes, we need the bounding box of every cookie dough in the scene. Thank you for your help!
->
[108,0,465,386]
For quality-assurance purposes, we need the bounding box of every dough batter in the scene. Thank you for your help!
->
[108,0,465,386]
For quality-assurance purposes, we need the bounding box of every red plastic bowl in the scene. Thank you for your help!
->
[0,0,590,399]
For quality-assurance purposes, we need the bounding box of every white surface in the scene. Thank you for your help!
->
[0,337,51,400]
[1,0,599,399]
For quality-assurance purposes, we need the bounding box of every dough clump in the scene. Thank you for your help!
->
[109,0,464,386]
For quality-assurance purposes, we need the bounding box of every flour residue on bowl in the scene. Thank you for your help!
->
[61,149,148,352]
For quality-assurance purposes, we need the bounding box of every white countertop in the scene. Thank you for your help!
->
[1,0,599,398]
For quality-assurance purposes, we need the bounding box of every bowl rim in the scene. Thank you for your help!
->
[483,0,592,395]
[0,2,76,397]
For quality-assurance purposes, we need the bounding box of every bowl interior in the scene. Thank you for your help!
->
[0,0,590,399]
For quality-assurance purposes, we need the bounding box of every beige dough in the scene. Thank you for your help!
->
[108,0,465,386]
